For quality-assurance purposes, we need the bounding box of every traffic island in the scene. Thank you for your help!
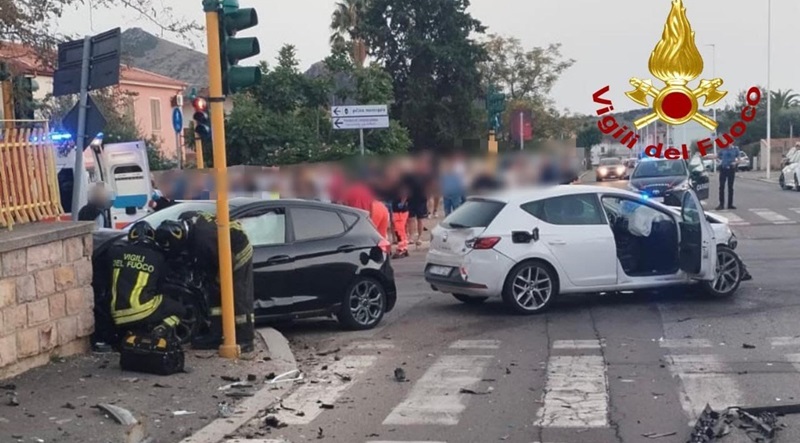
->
[0,329,286,443]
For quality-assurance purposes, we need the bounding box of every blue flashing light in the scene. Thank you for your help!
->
[640,193,650,200]
[49,132,73,141]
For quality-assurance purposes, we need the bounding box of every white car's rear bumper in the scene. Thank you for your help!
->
[424,249,514,298]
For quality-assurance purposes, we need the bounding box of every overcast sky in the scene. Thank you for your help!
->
[58,0,799,115]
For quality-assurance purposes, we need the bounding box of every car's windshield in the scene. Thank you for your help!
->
[136,202,217,230]
[600,158,621,166]
[632,160,687,178]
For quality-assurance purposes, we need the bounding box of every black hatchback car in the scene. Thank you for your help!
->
[627,157,709,206]
[93,198,397,330]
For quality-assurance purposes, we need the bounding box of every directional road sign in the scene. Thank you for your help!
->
[332,116,390,130]
[172,108,183,133]
[331,105,388,118]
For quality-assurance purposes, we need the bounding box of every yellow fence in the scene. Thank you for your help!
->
[0,126,63,229]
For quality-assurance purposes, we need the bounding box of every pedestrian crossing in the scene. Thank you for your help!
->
[238,335,800,443]
[712,207,800,226]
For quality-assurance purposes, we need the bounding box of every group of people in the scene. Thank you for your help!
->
[97,211,256,353]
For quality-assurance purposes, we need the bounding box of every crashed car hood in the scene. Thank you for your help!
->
[629,175,687,190]
[93,228,126,255]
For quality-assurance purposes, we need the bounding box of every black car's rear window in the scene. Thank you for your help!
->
[443,200,505,228]
[632,160,687,178]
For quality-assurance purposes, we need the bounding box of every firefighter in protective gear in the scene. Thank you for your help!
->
[177,211,255,353]
[108,221,184,337]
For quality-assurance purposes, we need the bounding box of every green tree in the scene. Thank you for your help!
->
[362,0,487,148]
[576,124,602,149]
[480,34,575,102]
[771,89,800,110]
[330,0,369,67]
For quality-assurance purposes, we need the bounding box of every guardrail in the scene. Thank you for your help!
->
[0,126,63,229]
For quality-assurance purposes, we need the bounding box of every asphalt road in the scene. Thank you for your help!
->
[258,174,800,443]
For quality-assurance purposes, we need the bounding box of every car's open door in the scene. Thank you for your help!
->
[678,190,716,280]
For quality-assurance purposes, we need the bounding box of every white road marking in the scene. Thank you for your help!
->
[719,212,749,226]
[668,354,742,420]
[790,208,800,215]
[368,441,447,443]
[553,339,604,350]
[225,440,290,443]
[749,208,795,224]
[348,340,397,350]
[659,338,714,349]
[784,354,800,372]
[276,355,378,425]
[448,339,501,349]
[383,355,494,425]
[770,337,800,347]
[536,355,609,428]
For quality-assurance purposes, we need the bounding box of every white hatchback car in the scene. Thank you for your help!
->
[425,185,746,314]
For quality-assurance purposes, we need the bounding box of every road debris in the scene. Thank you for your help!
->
[220,375,240,382]
[334,372,352,382]
[269,369,303,384]
[62,402,76,409]
[318,402,335,409]
[459,388,491,395]
[172,410,196,416]
[316,348,341,356]
[7,394,19,406]
[95,403,138,426]
[394,367,406,382]
[317,426,324,439]
[263,415,287,429]
[642,431,677,439]
[217,402,235,418]
[742,343,756,349]
[218,382,253,391]
[687,404,786,443]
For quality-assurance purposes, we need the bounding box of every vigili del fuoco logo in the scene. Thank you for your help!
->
[592,0,761,160]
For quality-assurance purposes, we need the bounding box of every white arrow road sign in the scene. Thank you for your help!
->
[332,116,390,130]
[331,105,388,118]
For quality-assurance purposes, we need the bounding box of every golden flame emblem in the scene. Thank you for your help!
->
[626,0,727,131]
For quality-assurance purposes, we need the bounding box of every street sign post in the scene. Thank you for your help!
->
[53,28,121,220]
[330,104,389,155]
[172,108,184,169]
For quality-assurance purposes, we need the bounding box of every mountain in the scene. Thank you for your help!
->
[120,28,207,92]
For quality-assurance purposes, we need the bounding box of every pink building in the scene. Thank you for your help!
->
[118,66,187,159]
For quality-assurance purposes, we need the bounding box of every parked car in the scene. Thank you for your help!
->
[702,155,718,172]
[596,158,627,181]
[737,152,752,171]
[425,186,746,314]
[779,151,800,191]
[628,156,710,204]
[92,198,397,331]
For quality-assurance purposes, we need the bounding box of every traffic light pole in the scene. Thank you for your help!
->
[195,136,205,169]
[203,1,239,359]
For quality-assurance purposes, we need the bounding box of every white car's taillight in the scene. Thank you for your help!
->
[466,237,501,250]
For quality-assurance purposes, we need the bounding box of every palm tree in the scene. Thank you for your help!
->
[330,0,368,67]
[771,89,800,110]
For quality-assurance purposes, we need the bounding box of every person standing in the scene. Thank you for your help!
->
[391,181,410,258]
[440,158,466,216]
[716,146,740,210]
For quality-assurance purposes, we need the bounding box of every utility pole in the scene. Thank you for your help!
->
[766,0,772,179]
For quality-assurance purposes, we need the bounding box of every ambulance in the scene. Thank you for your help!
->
[55,135,153,229]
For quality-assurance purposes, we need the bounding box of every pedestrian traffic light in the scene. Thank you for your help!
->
[192,97,211,139]
[219,0,262,94]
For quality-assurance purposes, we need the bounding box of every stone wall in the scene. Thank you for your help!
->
[0,222,95,379]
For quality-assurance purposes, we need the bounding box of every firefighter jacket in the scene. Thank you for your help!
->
[189,212,253,273]
[108,243,167,326]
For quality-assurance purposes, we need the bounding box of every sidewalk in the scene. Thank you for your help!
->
[735,170,779,184]
[0,328,295,443]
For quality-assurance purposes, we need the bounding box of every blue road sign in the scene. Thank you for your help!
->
[172,108,183,133]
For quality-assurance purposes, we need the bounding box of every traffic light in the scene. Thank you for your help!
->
[192,97,211,139]
[219,0,262,94]
[485,85,507,131]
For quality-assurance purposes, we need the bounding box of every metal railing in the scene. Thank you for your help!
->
[0,124,63,229]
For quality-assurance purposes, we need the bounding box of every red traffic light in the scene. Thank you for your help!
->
[192,97,208,112]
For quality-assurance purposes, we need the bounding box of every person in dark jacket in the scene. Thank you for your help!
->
[163,211,255,353]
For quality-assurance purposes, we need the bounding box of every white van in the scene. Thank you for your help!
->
[56,138,153,228]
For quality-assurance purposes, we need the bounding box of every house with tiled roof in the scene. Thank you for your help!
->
[0,42,188,160]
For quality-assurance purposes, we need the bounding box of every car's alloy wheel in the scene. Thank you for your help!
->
[339,277,386,330]
[502,261,558,314]
[452,293,488,304]
[702,245,742,298]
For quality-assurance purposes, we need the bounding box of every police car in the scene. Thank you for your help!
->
[627,156,710,205]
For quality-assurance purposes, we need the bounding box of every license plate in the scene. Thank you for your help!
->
[428,265,452,276]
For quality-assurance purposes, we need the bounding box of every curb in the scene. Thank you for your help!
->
[180,328,297,443]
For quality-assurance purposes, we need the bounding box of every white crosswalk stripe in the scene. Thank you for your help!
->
[667,354,742,420]
[347,340,397,350]
[749,208,796,224]
[448,339,500,349]
[536,355,609,428]
[552,339,604,349]
[276,355,378,425]
[770,337,800,347]
[717,211,749,226]
[383,354,494,425]
[659,338,713,349]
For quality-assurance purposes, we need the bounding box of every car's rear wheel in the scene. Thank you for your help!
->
[338,277,386,330]
[794,174,800,191]
[502,261,558,314]
[780,173,787,190]
[701,245,742,298]
[452,294,488,304]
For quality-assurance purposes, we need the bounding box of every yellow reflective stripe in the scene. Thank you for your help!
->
[129,271,150,309]
[235,314,251,324]
[163,315,180,327]
[210,307,222,316]
[111,268,120,312]
[234,243,253,270]
[112,295,163,325]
